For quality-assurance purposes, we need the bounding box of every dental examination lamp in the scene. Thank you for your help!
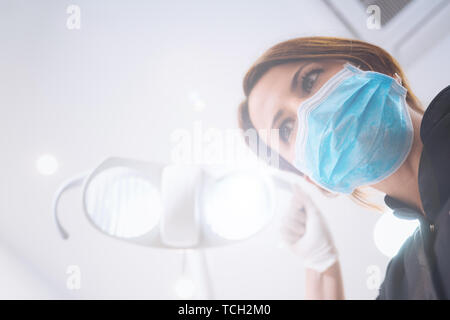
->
[53,157,277,298]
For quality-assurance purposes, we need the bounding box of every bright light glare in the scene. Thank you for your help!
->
[188,91,206,111]
[203,172,273,240]
[174,276,196,299]
[373,211,419,258]
[85,167,162,238]
[36,154,59,175]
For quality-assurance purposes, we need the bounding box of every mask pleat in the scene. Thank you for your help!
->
[325,80,391,185]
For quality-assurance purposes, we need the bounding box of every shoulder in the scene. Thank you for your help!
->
[420,85,450,143]
[376,228,421,299]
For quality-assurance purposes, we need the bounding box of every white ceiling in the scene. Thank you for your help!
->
[0,0,448,299]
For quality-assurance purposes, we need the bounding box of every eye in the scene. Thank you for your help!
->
[279,118,295,143]
[302,69,323,94]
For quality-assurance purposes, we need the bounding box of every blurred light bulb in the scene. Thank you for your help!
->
[36,154,59,175]
[203,172,274,240]
[373,211,419,258]
[188,91,206,111]
[174,276,196,299]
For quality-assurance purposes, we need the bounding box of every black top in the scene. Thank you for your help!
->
[377,85,450,300]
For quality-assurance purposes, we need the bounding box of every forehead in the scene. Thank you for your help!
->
[247,61,301,131]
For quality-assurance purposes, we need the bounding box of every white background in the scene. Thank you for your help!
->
[0,0,449,299]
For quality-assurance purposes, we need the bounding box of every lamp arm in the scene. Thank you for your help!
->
[52,172,87,239]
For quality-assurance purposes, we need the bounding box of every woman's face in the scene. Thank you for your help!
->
[248,59,348,166]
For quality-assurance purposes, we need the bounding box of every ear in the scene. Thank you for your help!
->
[393,73,402,85]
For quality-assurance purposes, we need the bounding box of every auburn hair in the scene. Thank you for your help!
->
[238,36,424,210]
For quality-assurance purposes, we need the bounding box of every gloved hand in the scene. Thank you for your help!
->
[280,185,338,273]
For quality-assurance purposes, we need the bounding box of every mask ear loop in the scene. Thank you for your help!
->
[53,172,88,239]
[393,73,402,85]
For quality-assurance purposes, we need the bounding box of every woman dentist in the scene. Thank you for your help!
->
[238,37,450,299]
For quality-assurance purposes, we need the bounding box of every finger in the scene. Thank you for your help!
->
[293,185,310,199]
[280,222,306,238]
[293,207,307,221]
[281,212,306,229]
[284,212,306,228]
[285,206,307,222]
[280,228,302,244]
[280,222,304,236]
[293,196,313,210]
[283,219,306,233]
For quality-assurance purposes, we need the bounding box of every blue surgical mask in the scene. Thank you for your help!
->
[294,63,414,194]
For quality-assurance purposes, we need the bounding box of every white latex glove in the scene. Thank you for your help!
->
[280,185,338,272]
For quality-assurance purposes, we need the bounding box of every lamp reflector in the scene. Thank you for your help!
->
[373,211,419,258]
[85,167,162,238]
